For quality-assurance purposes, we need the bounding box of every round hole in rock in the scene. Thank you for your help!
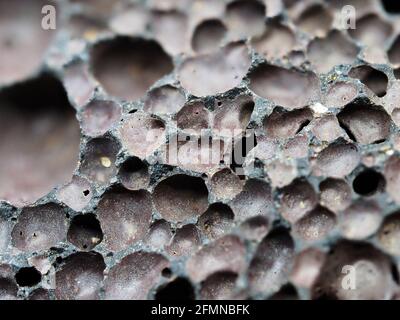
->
[90,37,173,101]
[67,214,103,251]
[251,21,295,60]
[176,101,210,133]
[178,43,251,97]
[0,74,81,207]
[293,206,336,242]
[56,176,93,212]
[186,235,246,282]
[210,168,243,200]
[248,228,295,295]
[280,179,318,223]
[103,251,169,300]
[213,94,255,137]
[151,10,188,56]
[153,174,209,222]
[348,14,393,48]
[340,200,382,240]
[55,252,106,300]
[349,66,388,97]
[192,19,227,54]
[312,240,395,300]
[161,267,172,278]
[199,271,239,300]
[80,137,120,185]
[353,169,385,196]
[264,107,313,139]
[307,30,359,74]
[11,203,68,252]
[225,0,266,39]
[166,224,201,257]
[80,100,122,137]
[198,203,234,240]
[249,64,320,110]
[240,215,270,241]
[15,267,41,287]
[313,141,360,178]
[145,219,173,250]
[296,4,333,37]
[155,277,195,300]
[325,82,358,108]
[0,0,58,85]
[118,157,149,191]
[230,179,273,221]
[119,111,166,159]
[143,85,186,115]
[382,0,400,14]
[96,188,153,251]
[319,178,352,212]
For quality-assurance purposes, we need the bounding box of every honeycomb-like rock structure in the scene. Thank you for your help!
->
[1,0,400,300]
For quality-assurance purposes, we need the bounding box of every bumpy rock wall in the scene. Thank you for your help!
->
[1,0,400,300]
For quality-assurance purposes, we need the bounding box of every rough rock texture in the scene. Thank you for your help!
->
[1,0,400,300]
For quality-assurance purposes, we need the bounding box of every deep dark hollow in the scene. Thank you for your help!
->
[155,277,195,300]
[67,214,104,250]
[120,156,147,175]
[161,267,173,278]
[15,267,41,287]
[353,169,385,196]
[382,0,400,14]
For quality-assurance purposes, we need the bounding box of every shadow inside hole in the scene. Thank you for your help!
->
[353,169,385,196]
[155,277,195,300]
[161,267,172,278]
[15,267,41,287]
[67,214,103,250]
[120,157,147,175]
[338,119,357,142]
[295,119,311,135]
[0,74,80,206]
[382,0,400,14]
[269,284,298,300]
[349,66,388,97]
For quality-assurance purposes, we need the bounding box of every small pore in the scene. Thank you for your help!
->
[349,66,388,97]
[353,169,385,196]
[15,267,41,287]
[155,277,195,300]
[67,214,103,251]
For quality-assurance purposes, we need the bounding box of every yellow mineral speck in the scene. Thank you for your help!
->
[386,149,395,156]
[100,156,111,168]
[84,29,98,41]
[91,237,101,244]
